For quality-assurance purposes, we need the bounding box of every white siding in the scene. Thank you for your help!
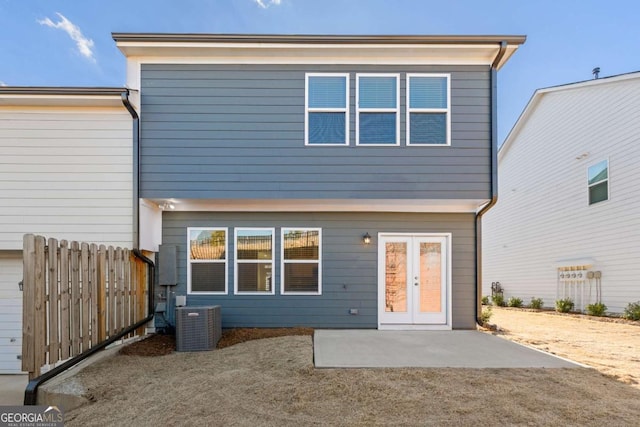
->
[0,252,22,373]
[483,77,640,313]
[0,108,133,249]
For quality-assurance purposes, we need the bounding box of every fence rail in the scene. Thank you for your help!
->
[22,234,150,379]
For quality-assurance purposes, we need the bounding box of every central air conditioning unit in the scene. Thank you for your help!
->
[176,305,222,352]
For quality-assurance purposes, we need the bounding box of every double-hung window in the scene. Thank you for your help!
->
[407,74,450,145]
[356,74,400,145]
[281,228,322,295]
[588,159,609,205]
[305,73,349,145]
[187,228,227,294]
[234,228,275,294]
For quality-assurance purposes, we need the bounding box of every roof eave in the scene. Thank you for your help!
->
[0,87,131,108]
[111,33,527,45]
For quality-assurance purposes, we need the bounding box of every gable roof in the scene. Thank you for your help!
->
[499,71,640,162]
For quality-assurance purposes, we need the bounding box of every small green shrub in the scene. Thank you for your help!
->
[480,306,493,325]
[586,302,607,317]
[491,294,505,307]
[555,298,574,313]
[529,297,544,309]
[622,301,640,321]
[508,297,523,308]
[481,295,490,305]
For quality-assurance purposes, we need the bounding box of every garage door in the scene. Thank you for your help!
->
[0,253,23,373]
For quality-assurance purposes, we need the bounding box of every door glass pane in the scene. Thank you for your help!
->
[419,242,441,313]
[385,242,407,312]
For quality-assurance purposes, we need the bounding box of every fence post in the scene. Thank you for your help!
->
[22,235,36,378]
[90,244,99,347]
[81,243,90,352]
[47,238,59,365]
[116,248,124,332]
[70,241,81,356]
[108,247,116,337]
[33,236,46,378]
[59,240,70,360]
[97,245,107,342]
[123,249,131,337]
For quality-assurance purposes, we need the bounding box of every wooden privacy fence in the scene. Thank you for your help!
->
[22,234,150,379]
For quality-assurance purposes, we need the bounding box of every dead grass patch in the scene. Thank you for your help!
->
[488,307,640,388]
[68,334,640,426]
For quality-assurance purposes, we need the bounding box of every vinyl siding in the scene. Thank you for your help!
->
[0,251,22,373]
[482,77,640,313]
[140,64,490,201]
[0,108,134,249]
[163,211,477,329]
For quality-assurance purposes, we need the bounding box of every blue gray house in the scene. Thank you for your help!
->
[114,34,525,330]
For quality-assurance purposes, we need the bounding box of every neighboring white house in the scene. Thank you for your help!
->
[0,87,135,373]
[482,72,640,313]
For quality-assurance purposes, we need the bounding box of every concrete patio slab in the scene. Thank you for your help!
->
[314,330,581,368]
[0,374,27,405]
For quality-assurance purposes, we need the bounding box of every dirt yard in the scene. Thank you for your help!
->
[66,328,640,425]
[487,307,640,388]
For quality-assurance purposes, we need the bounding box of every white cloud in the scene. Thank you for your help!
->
[0,81,7,87]
[253,0,282,9]
[38,13,95,62]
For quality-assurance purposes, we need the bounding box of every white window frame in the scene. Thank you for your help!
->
[305,73,350,146]
[234,227,276,295]
[187,227,228,295]
[587,158,610,205]
[406,73,451,146]
[280,227,322,295]
[356,73,400,146]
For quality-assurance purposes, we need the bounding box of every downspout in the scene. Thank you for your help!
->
[121,90,140,249]
[24,91,151,405]
[475,41,507,325]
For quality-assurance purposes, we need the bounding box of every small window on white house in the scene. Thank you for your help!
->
[407,74,450,145]
[588,159,609,205]
[281,228,321,295]
[305,74,349,145]
[356,74,400,145]
[235,228,275,294]
[188,228,227,294]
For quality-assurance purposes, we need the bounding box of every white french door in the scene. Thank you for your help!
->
[378,234,450,329]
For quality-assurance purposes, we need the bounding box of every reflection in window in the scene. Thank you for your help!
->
[407,74,450,145]
[357,74,400,145]
[188,228,227,293]
[282,229,321,294]
[588,159,608,205]
[235,229,274,294]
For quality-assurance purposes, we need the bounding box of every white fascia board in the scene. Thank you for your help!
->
[0,94,126,108]
[144,198,488,213]
[118,43,501,66]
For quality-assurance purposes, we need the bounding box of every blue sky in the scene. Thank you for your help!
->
[1,0,638,143]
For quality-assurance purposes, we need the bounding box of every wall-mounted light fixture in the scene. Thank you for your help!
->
[362,232,372,245]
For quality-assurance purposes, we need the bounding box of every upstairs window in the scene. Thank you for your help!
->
[407,74,450,146]
[187,228,227,294]
[234,228,275,294]
[356,74,400,145]
[305,74,349,145]
[588,159,609,205]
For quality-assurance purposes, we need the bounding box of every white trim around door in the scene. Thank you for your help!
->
[377,233,452,330]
